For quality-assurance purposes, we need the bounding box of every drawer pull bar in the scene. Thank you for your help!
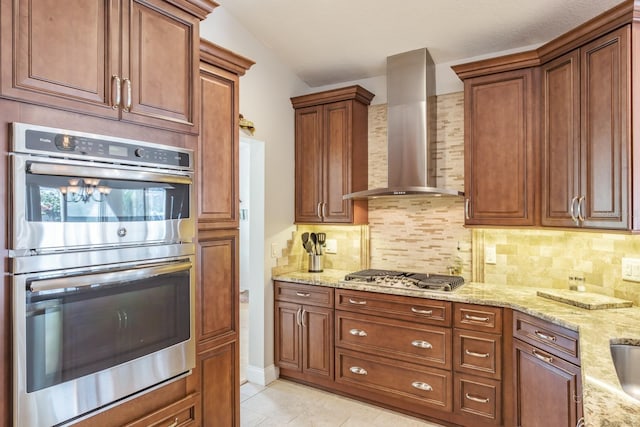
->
[464,313,489,322]
[465,393,490,404]
[411,340,433,349]
[348,298,367,305]
[534,330,557,342]
[349,328,368,337]
[532,349,554,364]
[411,307,433,315]
[349,366,368,375]
[411,381,433,392]
[296,292,311,297]
[465,349,490,358]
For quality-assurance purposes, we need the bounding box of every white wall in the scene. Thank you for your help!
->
[200,6,309,383]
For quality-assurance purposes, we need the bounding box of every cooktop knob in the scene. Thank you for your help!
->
[134,148,144,157]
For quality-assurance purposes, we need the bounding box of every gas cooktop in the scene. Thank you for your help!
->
[344,269,465,292]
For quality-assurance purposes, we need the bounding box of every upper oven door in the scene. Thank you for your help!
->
[10,154,195,254]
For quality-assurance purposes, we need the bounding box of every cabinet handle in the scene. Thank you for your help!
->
[123,78,132,112]
[534,330,556,342]
[349,328,368,337]
[411,381,433,392]
[410,307,433,315]
[411,340,433,349]
[111,75,121,109]
[570,196,579,224]
[317,202,322,218]
[577,195,585,222]
[295,292,310,297]
[576,417,585,427]
[167,418,179,427]
[348,298,367,305]
[296,308,301,327]
[301,309,307,328]
[349,366,367,375]
[464,198,470,220]
[322,202,326,218]
[464,313,489,322]
[532,348,554,364]
[465,393,490,404]
[465,349,490,358]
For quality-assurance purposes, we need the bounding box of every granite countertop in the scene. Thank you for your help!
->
[273,269,640,427]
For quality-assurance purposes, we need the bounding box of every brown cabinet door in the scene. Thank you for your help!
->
[0,0,119,117]
[541,50,581,227]
[295,105,324,223]
[198,341,239,427]
[301,305,334,379]
[197,230,239,344]
[580,26,630,229]
[514,339,582,427]
[123,0,199,133]
[464,68,538,226]
[197,62,239,228]
[322,101,353,222]
[274,301,302,372]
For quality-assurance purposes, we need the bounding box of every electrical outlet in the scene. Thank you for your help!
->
[622,257,640,282]
[271,242,279,258]
[485,245,497,264]
[325,239,337,254]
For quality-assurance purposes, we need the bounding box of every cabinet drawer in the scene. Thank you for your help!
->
[454,373,501,424]
[124,393,200,427]
[336,311,451,369]
[274,281,334,307]
[335,289,451,326]
[336,348,452,412]
[513,311,579,364]
[454,303,502,333]
[453,329,502,379]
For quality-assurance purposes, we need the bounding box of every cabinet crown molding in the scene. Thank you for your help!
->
[165,0,219,20]
[290,85,375,109]
[200,39,255,75]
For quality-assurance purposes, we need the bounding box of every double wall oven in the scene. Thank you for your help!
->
[9,123,196,426]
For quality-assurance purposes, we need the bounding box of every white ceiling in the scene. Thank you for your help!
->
[217,0,624,88]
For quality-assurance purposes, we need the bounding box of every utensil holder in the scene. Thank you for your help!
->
[308,254,323,272]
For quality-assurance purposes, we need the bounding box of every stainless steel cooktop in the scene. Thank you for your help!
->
[344,269,465,292]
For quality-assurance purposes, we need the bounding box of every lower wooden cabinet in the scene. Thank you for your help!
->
[197,341,240,426]
[454,373,501,424]
[123,393,200,427]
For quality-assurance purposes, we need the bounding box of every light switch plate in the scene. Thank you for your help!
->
[271,242,279,258]
[325,239,338,254]
[485,245,497,264]
[622,257,640,282]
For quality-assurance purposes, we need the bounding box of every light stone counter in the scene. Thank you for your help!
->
[273,269,640,427]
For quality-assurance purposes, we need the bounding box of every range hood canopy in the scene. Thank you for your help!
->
[344,48,463,199]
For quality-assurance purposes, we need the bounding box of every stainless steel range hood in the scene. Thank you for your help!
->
[343,48,463,199]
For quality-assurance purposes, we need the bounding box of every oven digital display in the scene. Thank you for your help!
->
[109,145,128,157]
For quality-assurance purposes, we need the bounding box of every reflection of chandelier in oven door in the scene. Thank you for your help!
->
[60,178,111,203]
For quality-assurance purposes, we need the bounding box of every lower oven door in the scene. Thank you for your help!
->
[13,256,195,427]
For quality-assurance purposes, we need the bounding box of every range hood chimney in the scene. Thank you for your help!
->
[343,48,463,199]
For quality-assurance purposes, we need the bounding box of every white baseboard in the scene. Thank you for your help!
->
[245,364,279,386]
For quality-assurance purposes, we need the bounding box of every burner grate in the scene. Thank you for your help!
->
[344,269,465,292]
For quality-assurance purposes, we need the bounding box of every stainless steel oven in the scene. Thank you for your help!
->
[9,123,197,426]
[10,122,194,256]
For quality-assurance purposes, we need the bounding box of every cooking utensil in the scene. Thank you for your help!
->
[317,233,326,255]
[304,241,314,254]
[310,233,318,255]
[301,232,309,251]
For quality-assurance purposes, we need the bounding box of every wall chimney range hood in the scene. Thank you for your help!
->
[343,48,463,199]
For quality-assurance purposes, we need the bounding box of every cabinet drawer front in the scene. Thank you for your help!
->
[124,393,200,427]
[336,289,451,326]
[275,281,334,307]
[454,329,502,379]
[454,373,501,424]
[336,312,451,369]
[454,303,502,333]
[336,348,452,412]
[513,311,579,364]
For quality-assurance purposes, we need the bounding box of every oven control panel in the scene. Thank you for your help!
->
[13,123,191,170]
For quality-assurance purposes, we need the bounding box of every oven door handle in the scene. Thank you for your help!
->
[29,261,192,293]
[28,162,192,185]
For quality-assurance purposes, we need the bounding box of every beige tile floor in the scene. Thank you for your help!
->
[240,380,444,426]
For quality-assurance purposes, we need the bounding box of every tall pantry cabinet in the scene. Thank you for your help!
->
[193,39,254,426]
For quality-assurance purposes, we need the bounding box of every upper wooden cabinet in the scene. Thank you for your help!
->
[543,27,630,230]
[0,0,216,134]
[291,86,374,224]
[197,40,254,229]
[462,68,539,226]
